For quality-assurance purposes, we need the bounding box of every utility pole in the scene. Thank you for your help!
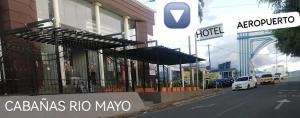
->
[188,36,193,85]
[202,69,205,90]
[195,35,199,88]
[275,48,278,73]
[286,54,288,76]
[208,44,211,70]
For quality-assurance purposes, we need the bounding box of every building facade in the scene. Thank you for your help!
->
[0,0,154,95]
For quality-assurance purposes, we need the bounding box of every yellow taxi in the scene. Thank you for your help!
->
[260,74,274,84]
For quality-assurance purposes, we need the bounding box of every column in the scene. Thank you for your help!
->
[123,16,132,88]
[94,2,105,87]
[52,0,66,86]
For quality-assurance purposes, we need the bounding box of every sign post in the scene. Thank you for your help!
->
[195,23,224,91]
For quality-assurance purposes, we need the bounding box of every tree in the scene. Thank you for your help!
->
[198,0,205,22]
[259,0,300,56]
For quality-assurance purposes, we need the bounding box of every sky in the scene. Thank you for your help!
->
[138,0,300,72]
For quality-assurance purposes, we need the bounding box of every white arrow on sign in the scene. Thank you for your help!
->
[170,10,184,23]
[275,99,290,110]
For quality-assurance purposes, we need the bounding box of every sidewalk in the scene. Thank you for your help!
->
[111,88,226,118]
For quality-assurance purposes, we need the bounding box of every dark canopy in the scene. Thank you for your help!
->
[113,46,205,65]
[2,19,141,50]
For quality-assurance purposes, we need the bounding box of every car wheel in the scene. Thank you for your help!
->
[247,84,250,89]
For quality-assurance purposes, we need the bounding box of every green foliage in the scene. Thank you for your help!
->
[259,0,300,56]
[198,0,205,22]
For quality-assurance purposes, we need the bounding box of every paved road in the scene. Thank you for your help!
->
[137,77,300,118]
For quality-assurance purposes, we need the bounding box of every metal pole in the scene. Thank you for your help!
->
[286,54,288,76]
[142,62,146,89]
[156,64,160,91]
[156,48,160,91]
[188,36,193,85]
[86,50,91,92]
[123,44,129,92]
[0,34,8,94]
[174,48,184,87]
[168,66,173,87]
[208,44,211,70]
[202,70,205,90]
[195,35,199,88]
[29,44,38,95]
[131,61,135,92]
[53,24,63,93]
[163,65,166,87]
[52,0,64,93]
[155,42,160,91]
[114,48,119,87]
[275,48,278,73]
[180,55,184,87]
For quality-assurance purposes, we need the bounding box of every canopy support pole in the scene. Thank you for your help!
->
[52,0,64,93]
[114,48,119,88]
[142,62,146,89]
[123,44,130,92]
[163,65,166,87]
[86,50,91,92]
[156,64,160,92]
[180,60,183,87]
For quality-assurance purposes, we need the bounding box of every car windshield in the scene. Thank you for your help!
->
[275,73,281,75]
[262,74,272,77]
[236,77,248,81]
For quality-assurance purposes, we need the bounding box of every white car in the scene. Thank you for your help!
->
[232,76,257,90]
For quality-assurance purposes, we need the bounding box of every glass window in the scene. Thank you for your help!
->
[35,0,50,19]
[129,20,136,41]
[262,74,273,78]
[236,77,248,81]
[100,8,123,38]
[59,0,95,32]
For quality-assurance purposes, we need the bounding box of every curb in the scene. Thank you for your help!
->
[110,89,224,118]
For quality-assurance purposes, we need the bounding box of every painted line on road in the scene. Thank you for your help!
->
[210,102,246,118]
[189,104,215,110]
[292,95,300,98]
[279,89,298,92]
[274,99,290,110]
[277,94,288,98]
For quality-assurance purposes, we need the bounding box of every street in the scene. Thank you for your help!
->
[137,77,300,118]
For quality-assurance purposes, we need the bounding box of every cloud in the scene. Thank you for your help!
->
[204,35,240,68]
[204,15,217,21]
[142,0,300,72]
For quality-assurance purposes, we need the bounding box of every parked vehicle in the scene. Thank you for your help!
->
[274,73,283,80]
[232,76,257,90]
[214,79,225,88]
[260,74,274,84]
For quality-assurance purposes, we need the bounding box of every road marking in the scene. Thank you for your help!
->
[210,102,246,118]
[279,89,298,92]
[277,94,288,98]
[275,99,290,110]
[292,95,300,98]
[190,104,215,110]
